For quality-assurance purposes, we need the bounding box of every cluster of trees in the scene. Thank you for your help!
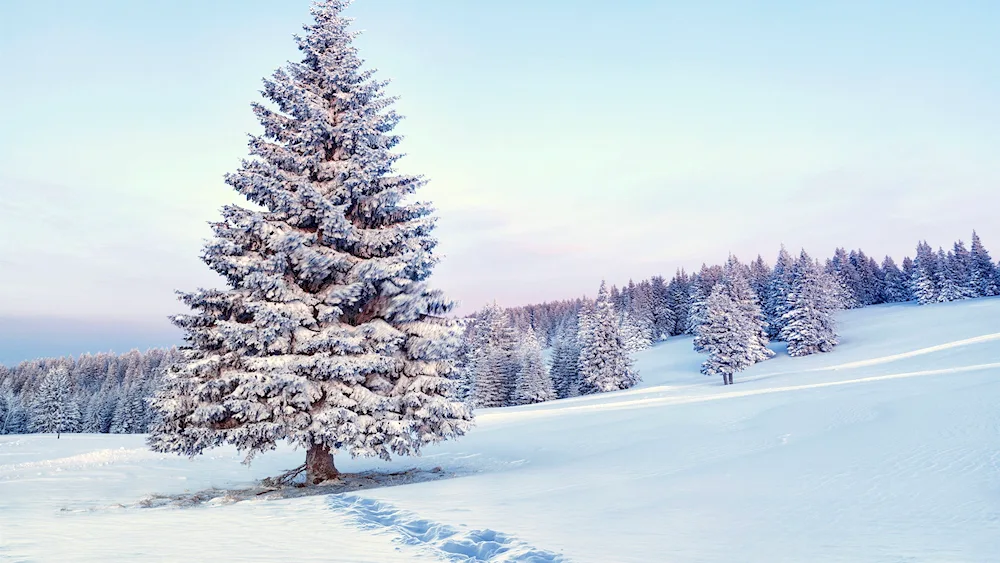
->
[0,349,180,435]
[458,282,640,407]
[469,231,999,390]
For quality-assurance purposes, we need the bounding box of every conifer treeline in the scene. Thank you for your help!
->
[0,348,181,435]
[462,231,1000,398]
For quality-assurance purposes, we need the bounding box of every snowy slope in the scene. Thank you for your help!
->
[2,298,999,562]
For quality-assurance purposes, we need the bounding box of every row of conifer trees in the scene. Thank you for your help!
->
[463,231,999,395]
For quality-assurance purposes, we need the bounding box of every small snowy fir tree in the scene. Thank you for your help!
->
[148,1,472,484]
[578,282,639,394]
[549,328,581,399]
[514,330,555,404]
[30,367,80,437]
[969,231,999,297]
[779,251,840,356]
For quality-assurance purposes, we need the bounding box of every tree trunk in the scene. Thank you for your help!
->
[305,444,339,485]
[727,373,734,385]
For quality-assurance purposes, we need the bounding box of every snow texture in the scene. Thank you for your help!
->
[3,297,1000,562]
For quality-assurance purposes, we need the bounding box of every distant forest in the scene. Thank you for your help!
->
[2,231,997,434]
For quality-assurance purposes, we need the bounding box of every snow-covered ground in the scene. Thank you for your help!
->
[2,298,999,562]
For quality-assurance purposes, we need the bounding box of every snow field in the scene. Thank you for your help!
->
[2,298,999,562]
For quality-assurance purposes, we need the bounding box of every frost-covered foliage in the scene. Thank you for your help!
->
[694,260,774,384]
[881,256,911,303]
[467,303,518,408]
[514,330,555,404]
[549,328,582,399]
[970,231,1000,298]
[148,1,472,473]
[619,312,653,353]
[697,286,748,385]
[0,348,178,435]
[765,246,795,340]
[911,241,940,305]
[29,367,81,435]
[779,251,841,357]
[578,282,639,394]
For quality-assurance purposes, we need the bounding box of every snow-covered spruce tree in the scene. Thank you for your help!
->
[765,246,795,339]
[30,367,81,437]
[0,383,29,435]
[697,285,747,385]
[514,330,555,405]
[910,241,940,305]
[649,275,675,340]
[779,251,840,357]
[970,231,1000,297]
[722,257,774,365]
[619,312,652,353]
[936,247,965,302]
[468,303,518,408]
[578,282,639,394]
[881,255,910,303]
[148,1,472,484]
[549,328,581,399]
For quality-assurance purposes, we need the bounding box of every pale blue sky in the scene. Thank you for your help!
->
[1,0,999,363]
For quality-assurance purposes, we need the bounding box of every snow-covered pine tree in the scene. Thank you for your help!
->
[881,256,910,303]
[649,275,675,340]
[549,327,581,399]
[779,250,840,356]
[969,231,999,297]
[937,247,965,302]
[722,257,774,365]
[30,367,80,437]
[148,1,472,484]
[514,330,555,405]
[0,383,28,435]
[578,282,639,394]
[749,255,772,305]
[765,246,795,339]
[910,241,940,305]
[829,248,862,309]
[697,285,748,385]
[668,269,692,336]
[619,312,652,353]
[468,303,518,408]
[950,240,976,299]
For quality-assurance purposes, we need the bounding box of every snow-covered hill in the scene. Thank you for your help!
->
[2,299,999,562]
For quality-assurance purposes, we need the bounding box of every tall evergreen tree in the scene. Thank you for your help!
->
[969,231,999,297]
[722,257,774,365]
[514,330,555,405]
[649,275,675,340]
[765,246,795,339]
[578,282,639,394]
[468,303,518,408]
[549,328,582,399]
[937,247,965,302]
[779,251,840,356]
[697,286,750,385]
[30,367,80,437]
[910,241,940,305]
[881,256,910,303]
[148,1,472,484]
